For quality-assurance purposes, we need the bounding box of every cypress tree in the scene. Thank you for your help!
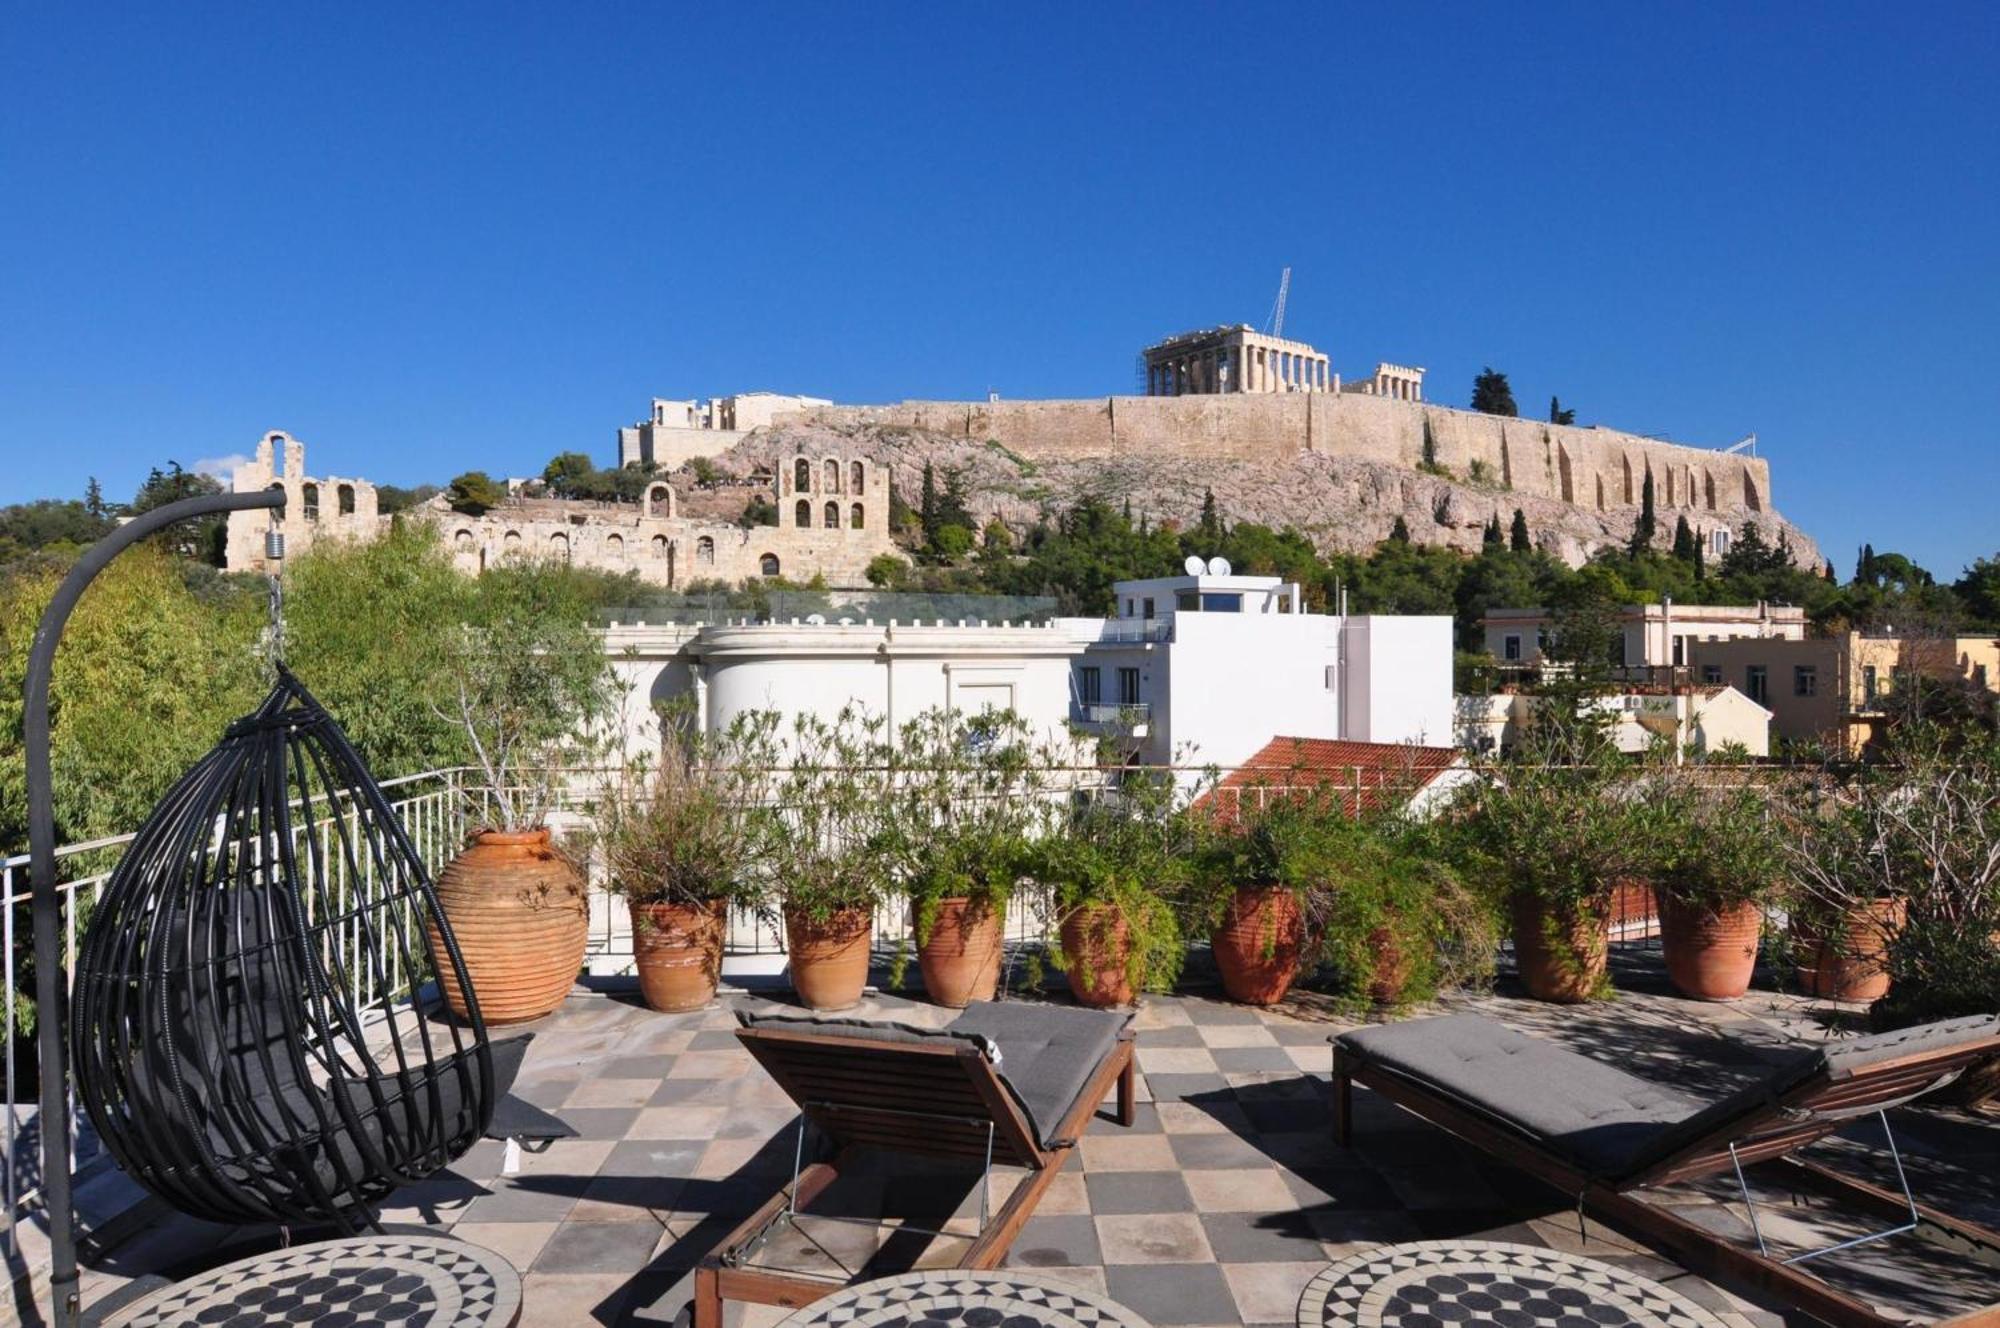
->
[1509,508,1531,553]
[84,476,106,520]
[1484,513,1504,548]
[1856,542,1877,585]
[919,461,939,547]
[1388,515,1411,544]
[1671,514,1695,562]
[1629,470,1657,554]
[1694,533,1706,581]
[1198,488,1222,545]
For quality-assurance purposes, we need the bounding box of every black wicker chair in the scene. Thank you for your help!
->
[71,669,558,1232]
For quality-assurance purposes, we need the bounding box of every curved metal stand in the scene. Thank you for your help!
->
[23,489,282,1328]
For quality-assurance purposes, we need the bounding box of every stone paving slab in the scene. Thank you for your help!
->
[32,956,2000,1328]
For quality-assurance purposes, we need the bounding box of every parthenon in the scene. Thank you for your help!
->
[1142,324,1334,395]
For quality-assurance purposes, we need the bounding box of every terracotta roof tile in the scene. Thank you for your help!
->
[1202,737,1464,822]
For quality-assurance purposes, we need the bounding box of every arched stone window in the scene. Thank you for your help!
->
[696,535,715,565]
[795,499,812,528]
[794,458,812,493]
[652,534,669,557]
[851,460,865,492]
[503,529,521,549]
[1704,471,1717,511]
[759,553,780,577]
[551,531,570,560]
[454,529,474,549]
[824,500,839,529]
[301,482,320,521]
[850,502,864,529]
[824,458,841,493]
[645,482,674,519]
[605,533,624,560]
[337,483,356,516]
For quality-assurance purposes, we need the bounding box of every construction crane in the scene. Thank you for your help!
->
[1265,266,1291,339]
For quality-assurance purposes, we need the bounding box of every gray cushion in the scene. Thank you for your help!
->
[1335,1014,1706,1179]
[734,1008,999,1061]
[1335,1012,2000,1183]
[950,1001,1130,1149]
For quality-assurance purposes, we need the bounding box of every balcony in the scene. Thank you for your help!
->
[1072,701,1151,736]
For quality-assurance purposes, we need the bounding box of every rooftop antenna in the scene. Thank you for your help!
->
[1723,433,1758,455]
[1265,266,1291,339]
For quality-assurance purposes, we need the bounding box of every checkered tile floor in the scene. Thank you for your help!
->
[56,958,2000,1328]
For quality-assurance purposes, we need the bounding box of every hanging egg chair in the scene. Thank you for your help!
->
[70,668,497,1231]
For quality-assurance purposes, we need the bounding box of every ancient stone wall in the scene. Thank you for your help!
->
[225,430,381,572]
[787,393,1776,528]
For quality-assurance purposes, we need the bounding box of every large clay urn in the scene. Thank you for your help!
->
[1212,885,1308,1006]
[914,897,1003,1008]
[1659,897,1763,1001]
[631,898,726,1013]
[430,828,588,1025]
[1060,904,1135,1008]
[1510,893,1611,1003]
[784,906,873,1011]
[1797,898,1905,1003]
[1365,923,1411,1007]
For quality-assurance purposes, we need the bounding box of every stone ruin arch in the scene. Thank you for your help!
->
[644,481,678,519]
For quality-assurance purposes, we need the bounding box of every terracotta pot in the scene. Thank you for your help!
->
[430,828,588,1025]
[631,898,726,1012]
[784,906,873,1011]
[914,897,1003,1008]
[1797,898,1905,1003]
[1510,894,1611,1003]
[1213,885,1308,1006]
[1659,897,1763,1001]
[1060,904,1135,1008]
[1365,924,1410,1006]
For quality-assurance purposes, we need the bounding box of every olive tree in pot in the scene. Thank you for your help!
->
[428,561,616,1025]
[1641,772,1782,1001]
[1189,797,1327,1006]
[878,707,1050,1008]
[1317,813,1500,1009]
[1452,721,1639,1003]
[598,712,764,1012]
[1024,776,1189,1008]
[738,706,891,1011]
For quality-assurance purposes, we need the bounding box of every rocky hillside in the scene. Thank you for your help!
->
[685,421,1822,569]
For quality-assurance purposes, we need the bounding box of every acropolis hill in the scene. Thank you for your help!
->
[735,385,1816,569]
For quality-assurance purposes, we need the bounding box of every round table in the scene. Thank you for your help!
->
[102,1233,521,1328]
[775,1270,1152,1328]
[1297,1240,1732,1328]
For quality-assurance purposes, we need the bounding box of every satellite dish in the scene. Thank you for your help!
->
[1183,555,1206,576]
[805,613,827,626]
[1207,556,1232,577]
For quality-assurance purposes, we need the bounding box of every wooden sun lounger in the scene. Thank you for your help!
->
[694,1003,1137,1328]
[1332,1013,2000,1328]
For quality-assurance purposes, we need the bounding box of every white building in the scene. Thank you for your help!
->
[1456,684,1772,758]
[1058,572,1454,776]
[601,618,1086,762]
[617,392,833,470]
[1481,601,1806,671]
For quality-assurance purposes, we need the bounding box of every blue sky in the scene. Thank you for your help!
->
[4,4,1996,578]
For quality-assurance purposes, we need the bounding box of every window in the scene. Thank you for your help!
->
[759,553,780,577]
[1672,635,1686,666]
[1794,665,1817,697]
[1702,664,1723,685]
[652,534,669,557]
[795,499,812,528]
[1712,528,1731,556]
[550,531,570,561]
[301,482,320,521]
[1862,664,1879,702]
[1117,667,1140,706]
[1199,592,1242,612]
[1124,599,1134,617]
[1142,598,1155,620]
[1076,665,1102,705]
[850,503,864,529]
[336,483,355,516]
[824,500,839,530]
[1503,634,1522,662]
[851,460,865,492]
[604,533,624,560]
[696,536,715,564]
[1176,591,1199,611]
[1746,665,1768,705]
[454,529,474,549]
[824,459,840,493]
[793,458,811,492]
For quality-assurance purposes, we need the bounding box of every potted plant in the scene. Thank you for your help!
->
[1024,779,1188,1008]
[1643,776,1782,1001]
[1190,797,1326,1006]
[878,708,1047,1007]
[598,713,762,1012]
[1452,721,1638,1003]
[739,707,892,1011]
[427,561,614,1025]
[1316,814,1498,1008]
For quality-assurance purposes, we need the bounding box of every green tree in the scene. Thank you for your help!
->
[1197,489,1224,546]
[84,477,106,520]
[1955,554,2000,629]
[0,499,114,561]
[447,471,508,516]
[739,494,779,527]
[1671,514,1696,563]
[1387,515,1412,544]
[1509,508,1532,553]
[131,461,227,563]
[865,553,909,588]
[1471,368,1517,417]
[1628,470,1657,555]
[541,451,598,498]
[1483,513,1504,548]
[1548,396,1576,426]
[918,462,939,548]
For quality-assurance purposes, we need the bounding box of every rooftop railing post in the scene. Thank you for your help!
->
[23,489,284,1328]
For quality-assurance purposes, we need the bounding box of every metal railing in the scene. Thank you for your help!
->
[1073,702,1151,727]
